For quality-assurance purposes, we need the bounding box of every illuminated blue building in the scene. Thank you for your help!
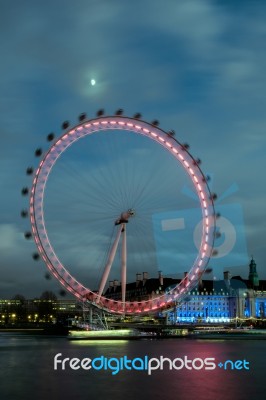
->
[166,258,266,323]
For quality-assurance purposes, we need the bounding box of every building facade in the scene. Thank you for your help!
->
[105,258,266,323]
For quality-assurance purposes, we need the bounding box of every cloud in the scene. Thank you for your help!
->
[153,0,225,51]
[0,0,266,299]
[0,224,21,251]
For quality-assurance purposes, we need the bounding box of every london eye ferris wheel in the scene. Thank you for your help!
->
[22,110,217,315]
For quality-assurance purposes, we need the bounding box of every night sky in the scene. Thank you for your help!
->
[0,0,265,299]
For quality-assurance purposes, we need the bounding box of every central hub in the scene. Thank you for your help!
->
[115,208,135,225]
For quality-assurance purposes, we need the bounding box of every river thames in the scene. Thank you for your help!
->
[0,333,265,400]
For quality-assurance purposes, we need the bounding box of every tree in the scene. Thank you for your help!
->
[40,291,57,301]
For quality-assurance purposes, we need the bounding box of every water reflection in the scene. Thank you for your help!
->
[0,335,263,400]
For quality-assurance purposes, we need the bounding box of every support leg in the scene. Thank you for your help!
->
[96,225,123,303]
[121,224,127,311]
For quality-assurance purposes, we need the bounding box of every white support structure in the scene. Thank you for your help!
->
[96,225,123,303]
[96,209,134,307]
[121,224,127,311]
